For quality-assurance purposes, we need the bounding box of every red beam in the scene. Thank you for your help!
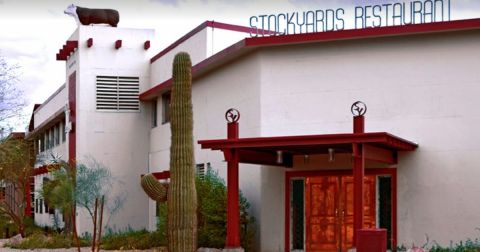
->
[199,132,417,151]
[152,171,170,180]
[245,18,480,47]
[66,40,78,48]
[238,149,293,167]
[56,53,66,61]
[364,144,396,164]
[115,40,122,49]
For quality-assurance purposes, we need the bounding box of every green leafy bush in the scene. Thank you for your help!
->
[398,235,480,252]
[100,228,166,250]
[429,239,480,252]
[8,231,89,249]
[157,170,256,250]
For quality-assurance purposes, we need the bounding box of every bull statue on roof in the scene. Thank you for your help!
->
[64,4,119,27]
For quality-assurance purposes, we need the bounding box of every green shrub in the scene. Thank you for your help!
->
[157,170,256,250]
[429,238,480,252]
[0,214,18,238]
[100,228,166,250]
[8,231,89,249]
[398,236,480,252]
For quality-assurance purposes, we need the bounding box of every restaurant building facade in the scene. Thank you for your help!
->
[26,17,480,251]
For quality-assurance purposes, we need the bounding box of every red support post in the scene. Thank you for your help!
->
[225,122,241,248]
[354,115,364,133]
[353,115,365,246]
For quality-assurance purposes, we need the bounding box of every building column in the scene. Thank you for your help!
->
[225,121,242,249]
[353,115,365,246]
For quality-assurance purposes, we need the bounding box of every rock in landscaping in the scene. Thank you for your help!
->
[197,248,222,252]
[7,234,23,246]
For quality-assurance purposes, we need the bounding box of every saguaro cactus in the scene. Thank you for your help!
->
[140,174,168,202]
[168,52,197,251]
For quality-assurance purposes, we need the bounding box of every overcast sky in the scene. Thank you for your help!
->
[1,0,480,131]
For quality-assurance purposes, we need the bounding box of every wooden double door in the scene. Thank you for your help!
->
[305,175,376,252]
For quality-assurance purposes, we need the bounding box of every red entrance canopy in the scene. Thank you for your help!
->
[197,112,418,249]
[198,132,418,166]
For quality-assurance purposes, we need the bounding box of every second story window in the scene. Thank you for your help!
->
[152,99,158,128]
[162,92,171,124]
[61,121,66,143]
[54,124,60,146]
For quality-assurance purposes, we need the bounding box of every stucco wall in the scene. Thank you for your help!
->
[149,29,208,87]
[71,26,154,234]
[148,53,263,243]
[206,27,249,57]
[258,30,480,247]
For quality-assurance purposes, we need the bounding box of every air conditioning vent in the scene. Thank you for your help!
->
[96,76,140,111]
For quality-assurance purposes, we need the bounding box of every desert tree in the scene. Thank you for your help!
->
[0,54,25,133]
[41,157,125,247]
[0,133,34,237]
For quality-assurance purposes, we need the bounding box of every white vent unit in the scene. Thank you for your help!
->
[96,76,140,111]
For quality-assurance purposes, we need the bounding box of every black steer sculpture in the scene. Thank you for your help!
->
[64,4,119,27]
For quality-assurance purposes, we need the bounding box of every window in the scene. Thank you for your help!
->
[44,201,49,214]
[152,100,158,128]
[61,121,66,143]
[39,199,43,214]
[34,138,39,154]
[162,92,171,124]
[44,132,49,150]
[49,128,54,148]
[40,135,45,152]
[196,163,211,179]
[54,123,60,145]
[96,76,140,111]
[35,199,38,213]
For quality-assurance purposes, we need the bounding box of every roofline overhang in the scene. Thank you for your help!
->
[25,107,65,140]
[141,18,480,101]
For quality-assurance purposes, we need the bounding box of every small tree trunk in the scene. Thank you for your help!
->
[92,198,98,252]
[18,223,25,238]
[72,208,81,252]
[96,195,105,252]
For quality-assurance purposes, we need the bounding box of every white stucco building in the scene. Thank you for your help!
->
[26,17,480,252]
